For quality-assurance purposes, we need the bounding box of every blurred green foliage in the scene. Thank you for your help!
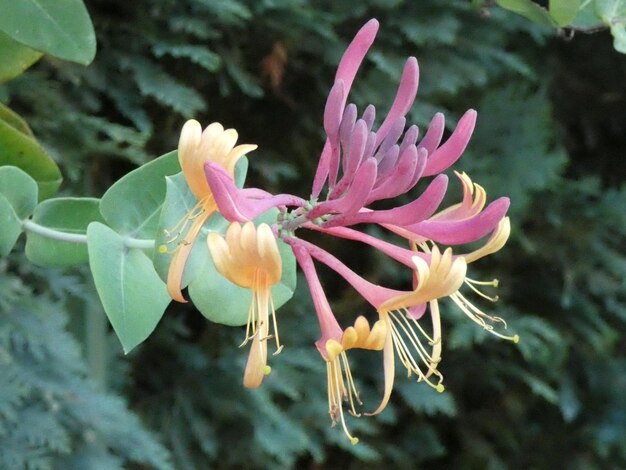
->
[1,0,625,468]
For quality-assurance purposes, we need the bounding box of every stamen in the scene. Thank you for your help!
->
[327,358,360,445]
[449,292,518,343]
[384,312,444,391]
[270,296,283,355]
[464,277,499,302]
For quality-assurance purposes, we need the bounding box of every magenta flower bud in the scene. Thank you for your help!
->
[362,104,376,130]
[376,144,400,178]
[324,80,345,147]
[338,174,448,227]
[417,112,445,155]
[341,119,368,183]
[400,124,419,153]
[374,57,419,148]
[423,109,477,176]
[376,117,406,157]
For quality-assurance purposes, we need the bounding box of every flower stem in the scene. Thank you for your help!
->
[21,219,156,249]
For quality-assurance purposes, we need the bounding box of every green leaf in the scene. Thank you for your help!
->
[25,197,104,266]
[0,0,96,65]
[188,233,297,326]
[0,31,42,83]
[496,0,557,27]
[87,222,171,353]
[0,166,39,218]
[549,0,582,26]
[99,151,180,238]
[0,103,34,137]
[0,117,62,200]
[597,0,626,53]
[570,0,604,28]
[0,194,22,257]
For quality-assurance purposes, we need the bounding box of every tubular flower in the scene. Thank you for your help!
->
[289,237,467,416]
[181,19,517,443]
[324,316,387,445]
[207,222,282,388]
[372,246,467,415]
[162,120,257,303]
[293,244,385,444]
[421,216,519,343]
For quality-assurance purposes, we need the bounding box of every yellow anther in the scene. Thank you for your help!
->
[350,437,359,445]
[263,365,272,375]
[513,335,520,344]
[436,384,445,393]
[158,244,168,254]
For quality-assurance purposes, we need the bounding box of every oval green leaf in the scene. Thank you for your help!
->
[0,118,62,200]
[87,222,171,353]
[549,0,582,26]
[0,165,39,218]
[25,197,103,266]
[0,103,34,137]
[0,0,96,65]
[99,151,180,238]
[0,193,22,257]
[496,0,557,27]
[0,31,42,83]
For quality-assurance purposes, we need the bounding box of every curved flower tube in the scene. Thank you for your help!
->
[164,120,257,303]
[293,245,386,444]
[287,237,465,415]
[204,162,306,222]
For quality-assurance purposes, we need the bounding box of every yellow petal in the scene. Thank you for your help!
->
[464,217,511,264]
[243,332,268,389]
[167,210,212,302]
[366,326,395,416]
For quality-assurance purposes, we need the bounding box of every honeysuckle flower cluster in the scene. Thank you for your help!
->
[167,19,517,443]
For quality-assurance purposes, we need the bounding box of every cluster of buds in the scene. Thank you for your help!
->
[166,19,516,443]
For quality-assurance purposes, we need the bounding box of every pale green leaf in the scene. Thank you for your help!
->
[0,0,96,65]
[0,31,42,83]
[0,193,22,257]
[496,0,557,27]
[87,222,171,353]
[549,0,583,26]
[25,197,104,266]
[0,166,39,218]
[99,151,180,238]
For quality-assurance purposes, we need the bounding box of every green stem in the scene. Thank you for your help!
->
[21,219,155,249]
